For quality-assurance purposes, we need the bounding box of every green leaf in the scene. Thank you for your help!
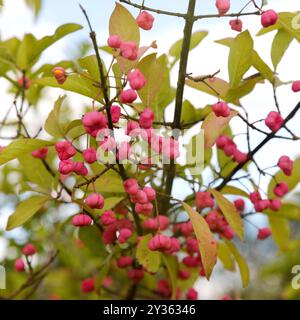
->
[251,51,274,83]
[34,23,82,61]
[109,3,140,45]
[215,37,234,47]
[217,36,274,84]
[151,55,175,119]
[19,154,54,190]
[6,195,50,230]
[137,54,166,108]
[78,55,100,82]
[201,110,238,149]
[16,24,82,69]
[269,216,290,251]
[217,241,235,271]
[16,33,37,70]
[162,254,178,300]
[95,249,117,291]
[35,75,102,102]
[0,139,53,166]
[79,225,106,256]
[112,63,123,88]
[182,202,217,279]
[96,262,111,292]
[276,12,300,42]
[209,189,244,240]
[44,95,67,138]
[181,100,196,124]
[93,171,124,194]
[64,119,83,137]
[169,31,208,64]
[228,31,253,87]
[0,43,17,75]
[136,234,161,273]
[264,203,300,221]
[221,185,248,197]
[271,29,293,70]
[224,240,250,288]
[225,74,264,102]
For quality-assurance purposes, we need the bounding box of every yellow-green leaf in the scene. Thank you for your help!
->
[79,225,106,256]
[44,95,67,138]
[16,23,82,69]
[18,154,54,190]
[209,189,244,240]
[217,241,235,271]
[251,51,274,83]
[228,31,253,87]
[221,185,248,197]
[201,110,238,149]
[169,31,208,64]
[6,195,50,230]
[182,202,217,279]
[109,3,140,45]
[136,234,161,273]
[271,29,294,70]
[0,139,53,166]
[93,171,124,194]
[78,55,101,82]
[224,240,250,288]
[162,254,178,300]
[35,75,102,102]
[269,216,290,251]
[264,203,300,221]
[225,74,264,102]
[137,53,166,107]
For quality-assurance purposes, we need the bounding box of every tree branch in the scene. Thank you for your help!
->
[217,101,300,191]
[162,0,197,212]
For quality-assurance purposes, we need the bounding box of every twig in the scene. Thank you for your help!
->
[217,100,300,190]
[119,0,186,18]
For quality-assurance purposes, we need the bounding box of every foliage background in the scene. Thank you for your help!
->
[0,0,300,299]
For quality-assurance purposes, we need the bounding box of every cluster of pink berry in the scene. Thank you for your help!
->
[14,243,37,272]
[215,0,279,33]
[265,111,284,132]
[212,101,230,118]
[124,178,156,216]
[216,135,248,164]
[127,118,180,161]
[250,155,292,211]
[72,193,105,227]
[196,191,235,239]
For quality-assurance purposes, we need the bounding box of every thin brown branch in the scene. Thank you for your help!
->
[119,0,186,18]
